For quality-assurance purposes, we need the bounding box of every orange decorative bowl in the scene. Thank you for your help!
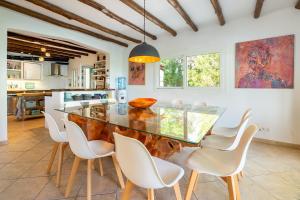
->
[128,98,157,109]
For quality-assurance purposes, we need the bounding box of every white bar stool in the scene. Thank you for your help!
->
[42,111,68,187]
[63,120,125,200]
[113,132,184,200]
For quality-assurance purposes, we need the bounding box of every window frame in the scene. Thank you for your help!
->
[156,55,186,89]
[156,52,223,90]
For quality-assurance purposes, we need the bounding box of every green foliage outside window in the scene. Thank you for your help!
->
[159,57,184,87]
[187,53,220,87]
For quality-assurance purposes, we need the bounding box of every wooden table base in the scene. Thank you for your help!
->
[68,113,197,159]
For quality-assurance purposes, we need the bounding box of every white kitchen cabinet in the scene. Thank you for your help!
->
[23,62,42,80]
[60,65,68,77]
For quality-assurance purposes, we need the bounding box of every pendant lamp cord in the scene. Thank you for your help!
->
[143,0,146,43]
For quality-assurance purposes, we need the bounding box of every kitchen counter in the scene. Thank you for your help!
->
[8,88,115,94]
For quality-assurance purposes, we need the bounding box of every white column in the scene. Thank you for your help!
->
[0,27,7,143]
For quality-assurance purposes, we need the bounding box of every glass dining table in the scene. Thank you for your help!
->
[56,103,225,158]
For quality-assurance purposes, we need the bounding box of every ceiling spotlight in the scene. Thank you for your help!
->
[20,51,24,54]
[45,52,51,57]
[39,56,45,62]
[41,47,47,52]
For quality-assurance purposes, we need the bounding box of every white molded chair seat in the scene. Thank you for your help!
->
[212,108,252,137]
[113,132,184,200]
[87,140,115,157]
[63,120,125,200]
[211,126,239,137]
[202,117,250,151]
[202,135,235,150]
[187,147,241,177]
[56,131,68,143]
[185,125,258,200]
[42,111,68,187]
[153,157,184,187]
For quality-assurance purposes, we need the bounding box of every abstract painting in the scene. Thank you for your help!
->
[235,35,294,88]
[128,62,145,85]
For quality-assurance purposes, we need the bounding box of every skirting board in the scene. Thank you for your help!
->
[254,138,300,150]
[0,140,8,145]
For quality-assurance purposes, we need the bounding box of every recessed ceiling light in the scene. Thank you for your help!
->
[45,52,51,57]
[41,47,47,52]
[39,56,45,61]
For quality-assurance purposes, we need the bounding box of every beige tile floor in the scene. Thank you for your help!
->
[0,117,300,200]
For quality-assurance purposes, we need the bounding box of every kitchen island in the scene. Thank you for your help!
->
[45,89,116,130]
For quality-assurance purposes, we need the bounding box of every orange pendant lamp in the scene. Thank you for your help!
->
[128,0,160,63]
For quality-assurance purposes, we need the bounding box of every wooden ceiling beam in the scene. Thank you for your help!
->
[8,39,87,56]
[120,0,177,36]
[8,47,74,58]
[0,1,128,47]
[25,0,141,43]
[296,0,300,9]
[210,0,225,25]
[7,55,70,62]
[8,32,96,54]
[8,48,74,59]
[254,0,264,18]
[8,43,82,58]
[78,0,157,40]
[167,0,198,32]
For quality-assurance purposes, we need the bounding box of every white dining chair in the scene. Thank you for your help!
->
[185,124,258,200]
[113,132,184,200]
[63,120,125,200]
[202,116,250,151]
[212,108,252,137]
[171,99,183,108]
[192,101,207,109]
[42,111,68,187]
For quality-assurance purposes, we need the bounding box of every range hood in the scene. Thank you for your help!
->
[50,63,62,76]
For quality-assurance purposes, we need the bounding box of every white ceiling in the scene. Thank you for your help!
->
[5,0,298,46]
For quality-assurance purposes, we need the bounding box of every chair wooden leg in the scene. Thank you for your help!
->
[234,175,241,200]
[112,154,125,189]
[91,159,95,170]
[98,158,104,176]
[227,176,237,200]
[147,188,155,200]
[240,171,244,177]
[121,180,134,200]
[65,156,81,197]
[56,143,65,187]
[185,170,198,200]
[87,159,92,200]
[46,143,59,174]
[173,183,182,200]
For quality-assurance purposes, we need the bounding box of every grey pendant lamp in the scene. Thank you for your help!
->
[128,0,160,63]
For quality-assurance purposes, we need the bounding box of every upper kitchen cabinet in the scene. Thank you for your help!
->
[7,60,22,80]
[23,62,42,80]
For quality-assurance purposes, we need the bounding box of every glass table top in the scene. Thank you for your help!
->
[56,103,225,144]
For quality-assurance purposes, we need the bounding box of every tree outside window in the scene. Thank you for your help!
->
[187,53,221,87]
[159,57,184,87]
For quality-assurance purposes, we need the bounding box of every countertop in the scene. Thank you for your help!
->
[7,88,115,94]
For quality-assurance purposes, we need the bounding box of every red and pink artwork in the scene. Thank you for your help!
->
[235,35,294,88]
[128,62,145,85]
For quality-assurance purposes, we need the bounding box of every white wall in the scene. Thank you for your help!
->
[127,8,300,145]
[0,7,127,142]
[0,27,7,143]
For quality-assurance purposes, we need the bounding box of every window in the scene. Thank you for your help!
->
[187,53,221,87]
[159,57,184,88]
